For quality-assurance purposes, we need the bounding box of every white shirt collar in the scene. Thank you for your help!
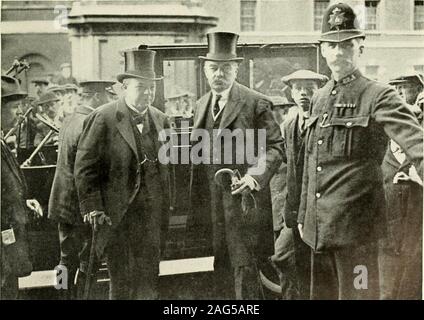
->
[211,85,232,103]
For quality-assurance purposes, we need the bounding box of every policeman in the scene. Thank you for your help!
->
[297,3,423,300]
[378,73,423,300]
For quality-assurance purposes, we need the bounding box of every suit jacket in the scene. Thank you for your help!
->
[190,82,284,266]
[74,98,171,256]
[298,70,423,252]
[281,111,306,228]
[48,105,93,224]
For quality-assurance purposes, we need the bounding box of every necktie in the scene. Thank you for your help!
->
[213,94,222,119]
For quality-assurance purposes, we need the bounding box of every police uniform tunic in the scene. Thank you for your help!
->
[298,69,423,253]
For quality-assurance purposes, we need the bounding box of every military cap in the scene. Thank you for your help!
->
[47,85,67,94]
[36,92,60,105]
[282,69,329,87]
[1,75,27,101]
[64,83,79,92]
[31,77,49,85]
[388,73,424,87]
[60,62,71,69]
[319,2,365,43]
[79,80,116,94]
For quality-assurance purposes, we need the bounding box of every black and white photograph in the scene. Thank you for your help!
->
[1,0,423,304]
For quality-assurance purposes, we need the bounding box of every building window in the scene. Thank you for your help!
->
[415,1,424,30]
[314,0,330,31]
[240,0,257,32]
[365,1,379,30]
[365,65,379,80]
[414,65,424,74]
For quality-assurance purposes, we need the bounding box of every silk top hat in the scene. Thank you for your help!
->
[199,32,244,62]
[79,80,116,94]
[388,73,424,87]
[1,75,27,100]
[117,49,163,83]
[319,2,365,43]
[282,70,329,87]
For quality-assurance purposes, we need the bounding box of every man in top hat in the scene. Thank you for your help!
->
[48,80,115,299]
[269,69,328,299]
[378,73,424,300]
[57,63,79,86]
[74,49,171,299]
[296,3,423,300]
[31,77,49,98]
[34,91,60,146]
[1,75,43,299]
[190,32,283,299]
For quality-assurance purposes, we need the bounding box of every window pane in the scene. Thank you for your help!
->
[240,0,257,32]
[365,1,379,30]
[415,0,424,30]
[314,0,330,31]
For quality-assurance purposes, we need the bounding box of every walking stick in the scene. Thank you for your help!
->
[83,227,98,300]
[214,168,265,299]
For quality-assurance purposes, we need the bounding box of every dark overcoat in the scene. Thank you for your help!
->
[190,82,284,267]
[74,98,171,257]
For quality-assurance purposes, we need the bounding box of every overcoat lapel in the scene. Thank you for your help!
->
[115,98,139,163]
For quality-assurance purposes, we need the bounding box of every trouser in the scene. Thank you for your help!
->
[271,227,310,299]
[214,257,262,300]
[58,222,93,299]
[310,241,380,300]
[105,209,160,300]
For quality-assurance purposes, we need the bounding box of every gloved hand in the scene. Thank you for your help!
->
[26,199,43,219]
[231,175,260,195]
[84,210,112,231]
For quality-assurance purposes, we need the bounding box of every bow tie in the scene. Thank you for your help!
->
[132,113,146,125]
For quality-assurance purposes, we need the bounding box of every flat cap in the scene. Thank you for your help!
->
[388,73,424,87]
[282,69,329,86]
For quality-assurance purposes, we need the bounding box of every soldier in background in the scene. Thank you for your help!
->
[31,78,49,98]
[49,80,115,299]
[379,73,423,300]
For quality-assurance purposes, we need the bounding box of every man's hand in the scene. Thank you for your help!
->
[83,210,112,231]
[26,199,43,218]
[231,175,259,195]
[393,166,423,186]
[297,223,304,239]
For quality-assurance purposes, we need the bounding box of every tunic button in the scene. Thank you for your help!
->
[317,166,322,172]
[331,90,337,95]
[316,193,321,198]
[317,139,323,145]
[346,121,353,127]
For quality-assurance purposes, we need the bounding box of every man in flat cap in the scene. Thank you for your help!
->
[378,73,424,300]
[34,91,60,146]
[270,70,328,299]
[1,75,43,299]
[191,32,283,299]
[31,78,49,98]
[74,49,171,299]
[48,80,115,299]
[297,3,423,299]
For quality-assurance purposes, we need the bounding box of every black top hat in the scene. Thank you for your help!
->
[117,49,163,83]
[199,32,244,62]
[319,2,365,43]
[1,75,27,101]
[79,80,116,94]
